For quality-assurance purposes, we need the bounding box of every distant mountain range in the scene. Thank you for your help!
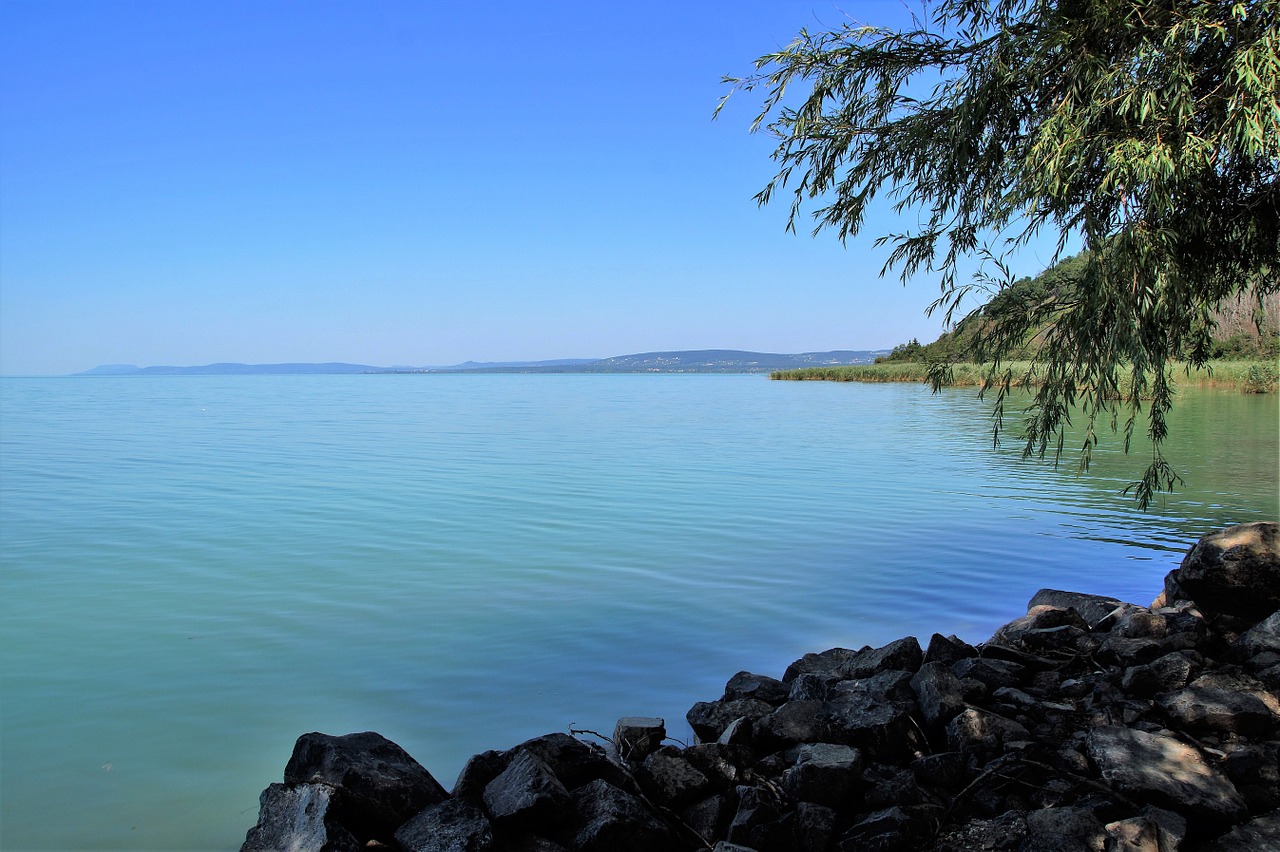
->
[76,350,886,377]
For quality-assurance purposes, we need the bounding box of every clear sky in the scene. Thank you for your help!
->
[1,0,1065,375]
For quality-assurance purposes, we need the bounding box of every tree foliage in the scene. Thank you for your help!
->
[720,0,1280,507]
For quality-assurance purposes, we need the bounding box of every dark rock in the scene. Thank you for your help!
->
[839,636,924,679]
[794,802,837,852]
[990,606,1089,651]
[726,784,783,848]
[1222,741,1280,813]
[1103,816,1160,852]
[502,836,567,852]
[1197,808,1280,851]
[837,804,939,852]
[613,716,665,762]
[787,672,835,702]
[453,750,509,802]
[1028,589,1125,627]
[240,782,359,852]
[1165,522,1280,623]
[637,748,711,808]
[1021,807,1106,851]
[821,685,922,763]
[1120,652,1195,698]
[912,751,967,791]
[952,657,1026,690]
[683,743,748,789]
[516,733,631,792]
[946,708,1031,761]
[784,647,863,682]
[562,779,679,852]
[1156,685,1277,737]
[482,751,570,829]
[924,633,978,666]
[1097,635,1164,666]
[282,731,448,844]
[1139,805,1187,852]
[711,843,759,852]
[1085,726,1247,823]
[689,698,774,743]
[683,792,736,847]
[935,810,1029,852]
[718,716,754,746]
[863,765,933,810]
[394,798,494,852]
[781,742,862,807]
[724,671,790,706]
[1238,610,1280,657]
[755,700,824,750]
[1112,608,1169,640]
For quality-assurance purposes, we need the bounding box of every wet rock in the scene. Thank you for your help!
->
[394,798,494,852]
[1165,522,1280,623]
[241,782,359,852]
[282,731,448,844]
[1085,726,1247,823]
[482,751,570,829]
[613,717,665,762]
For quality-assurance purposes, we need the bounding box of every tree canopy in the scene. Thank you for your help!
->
[720,0,1279,506]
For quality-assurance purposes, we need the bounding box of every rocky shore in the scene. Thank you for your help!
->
[242,522,1280,852]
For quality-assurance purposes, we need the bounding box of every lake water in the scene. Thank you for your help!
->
[1,374,1276,850]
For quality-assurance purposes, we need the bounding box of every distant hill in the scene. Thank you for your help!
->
[76,350,886,377]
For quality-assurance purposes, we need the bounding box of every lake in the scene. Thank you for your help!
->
[0,374,1276,850]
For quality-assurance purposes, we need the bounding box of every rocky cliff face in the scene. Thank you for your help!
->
[242,522,1280,852]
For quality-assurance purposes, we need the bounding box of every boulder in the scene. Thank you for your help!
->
[688,698,774,743]
[240,782,359,852]
[562,779,681,852]
[1164,522,1280,622]
[1028,589,1124,627]
[637,748,712,808]
[483,751,570,829]
[839,636,924,679]
[1085,726,1247,824]
[282,731,448,843]
[724,671,790,706]
[613,717,665,762]
[1238,610,1280,656]
[395,798,494,852]
[780,743,862,807]
[1022,806,1107,852]
[1197,808,1280,851]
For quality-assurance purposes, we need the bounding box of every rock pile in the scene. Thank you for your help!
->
[242,522,1280,851]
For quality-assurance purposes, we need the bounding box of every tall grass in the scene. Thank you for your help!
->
[771,360,1280,393]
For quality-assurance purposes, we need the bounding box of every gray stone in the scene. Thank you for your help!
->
[795,802,837,852]
[452,750,509,802]
[990,605,1089,650]
[683,743,747,789]
[1121,652,1194,698]
[682,792,736,847]
[1239,610,1280,656]
[1222,741,1280,813]
[820,687,921,762]
[1139,806,1187,852]
[945,708,1030,760]
[613,716,665,762]
[1028,589,1125,627]
[923,632,978,666]
[787,672,835,702]
[516,733,631,793]
[717,716,754,746]
[482,751,570,827]
[282,731,448,844]
[1085,726,1247,822]
[1098,635,1164,666]
[726,784,782,848]
[784,647,863,682]
[1165,522,1280,622]
[711,843,759,852]
[1103,816,1160,852]
[952,657,1026,690]
[395,798,494,852]
[240,782,359,852]
[837,804,939,851]
[935,811,1030,852]
[912,751,967,791]
[755,699,824,749]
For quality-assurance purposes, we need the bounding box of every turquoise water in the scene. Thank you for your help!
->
[1,374,1276,850]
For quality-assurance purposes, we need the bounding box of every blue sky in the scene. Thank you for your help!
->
[1,0,1064,375]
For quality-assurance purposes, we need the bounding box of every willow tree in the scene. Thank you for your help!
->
[720,0,1279,506]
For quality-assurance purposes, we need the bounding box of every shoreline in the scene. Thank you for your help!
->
[243,523,1280,852]
[770,360,1280,394]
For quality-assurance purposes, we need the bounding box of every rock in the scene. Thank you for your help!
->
[781,743,862,807]
[683,792,736,846]
[935,811,1029,852]
[911,662,967,735]
[1165,522,1280,623]
[952,657,1026,690]
[911,751,967,791]
[394,798,494,852]
[562,779,680,852]
[1197,808,1280,851]
[613,717,665,762]
[717,716,754,746]
[1028,589,1125,627]
[711,843,759,852]
[1120,652,1195,697]
[945,708,1031,761]
[755,699,824,749]
[724,671,790,706]
[923,632,979,666]
[1238,610,1280,656]
[1156,685,1277,737]
[787,672,835,702]
[452,750,509,802]
[989,605,1089,651]
[795,802,838,852]
[1103,816,1161,852]
[1085,726,1248,823]
[688,698,774,743]
[240,782,360,852]
[840,636,924,679]
[516,733,631,792]
[482,751,570,828]
[1021,806,1106,851]
[725,784,783,849]
[638,748,712,808]
[837,804,939,851]
[821,686,921,763]
[683,743,747,789]
[282,731,449,844]
[784,647,863,682]
[1222,741,1280,813]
